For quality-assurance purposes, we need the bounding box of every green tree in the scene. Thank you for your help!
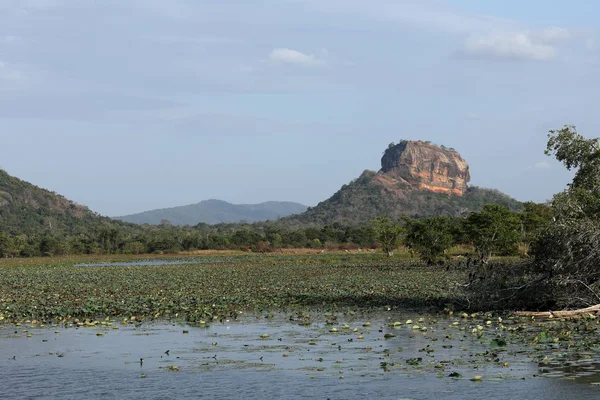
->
[0,233,18,258]
[404,216,455,265]
[371,216,403,257]
[181,232,203,251]
[265,227,283,249]
[231,229,262,247]
[545,125,600,219]
[12,234,28,256]
[520,202,553,242]
[147,229,181,253]
[466,126,600,310]
[528,126,600,307]
[465,205,521,263]
[546,125,600,192]
[123,241,146,255]
[39,236,60,257]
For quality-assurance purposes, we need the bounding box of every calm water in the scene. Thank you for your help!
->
[1,313,599,400]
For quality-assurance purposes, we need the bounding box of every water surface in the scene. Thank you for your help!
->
[2,312,599,399]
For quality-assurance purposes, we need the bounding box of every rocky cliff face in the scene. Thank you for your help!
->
[380,140,470,195]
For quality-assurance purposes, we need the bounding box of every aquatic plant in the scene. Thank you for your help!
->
[0,254,465,324]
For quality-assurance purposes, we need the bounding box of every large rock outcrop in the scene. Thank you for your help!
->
[380,140,470,195]
[288,140,519,224]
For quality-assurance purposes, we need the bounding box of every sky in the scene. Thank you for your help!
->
[0,0,598,216]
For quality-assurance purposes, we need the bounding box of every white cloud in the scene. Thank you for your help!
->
[532,161,551,170]
[462,31,559,61]
[293,1,588,64]
[465,112,479,120]
[532,27,571,45]
[292,1,586,63]
[268,48,326,68]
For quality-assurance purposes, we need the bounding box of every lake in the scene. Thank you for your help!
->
[1,312,599,399]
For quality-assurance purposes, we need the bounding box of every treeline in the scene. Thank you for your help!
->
[0,202,552,258]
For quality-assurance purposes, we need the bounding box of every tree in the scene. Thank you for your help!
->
[527,126,600,307]
[465,205,521,263]
[404,216,455,265]
[123,241,146,255]
[467,126,600,311]
[546,125,600,194]
[545,125,600,219]
[0,233,18,258]
[520,202,554,243]
[371,216,403,257]
[39,236,60,257]
[147,229,181,253]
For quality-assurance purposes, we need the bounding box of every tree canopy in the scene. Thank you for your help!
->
[404,216,455,264]
[371,216,403,257]
[465,205,521,263]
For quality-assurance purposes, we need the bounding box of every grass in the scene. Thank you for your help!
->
[0,253,467,324]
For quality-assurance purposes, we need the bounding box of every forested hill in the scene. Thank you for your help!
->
[285,140,522,225]
[114,200,308,226]
[287,170,521,225]
[0,169,133,236]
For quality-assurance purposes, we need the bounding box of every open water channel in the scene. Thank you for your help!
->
[2,310,600,400]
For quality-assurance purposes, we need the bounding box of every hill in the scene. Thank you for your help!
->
[114,199,308,226]
[288,140,521,224]
[0,169,130,236]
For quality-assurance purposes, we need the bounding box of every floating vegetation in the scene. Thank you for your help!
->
[0,254,466,325]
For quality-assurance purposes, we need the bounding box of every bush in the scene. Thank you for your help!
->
[529,219,600,309]
[464,220,600,311]
[464,259,553,310]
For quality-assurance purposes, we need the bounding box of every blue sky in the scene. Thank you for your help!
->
[0,0,598,216]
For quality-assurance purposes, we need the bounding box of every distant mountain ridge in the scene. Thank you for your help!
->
[114,199,309,226]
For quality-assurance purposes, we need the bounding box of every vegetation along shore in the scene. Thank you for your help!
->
[1,126,600,321]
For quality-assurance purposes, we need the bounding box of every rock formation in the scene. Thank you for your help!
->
[380,140,470,196]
